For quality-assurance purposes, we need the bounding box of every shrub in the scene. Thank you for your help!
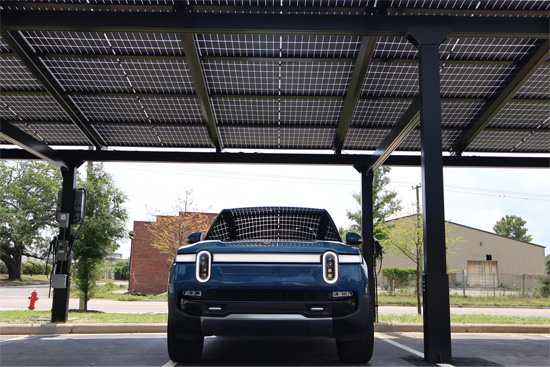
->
[381,267,416,292]
[111,259,130,281]
[0,261,7,274]
[539,276,550,298]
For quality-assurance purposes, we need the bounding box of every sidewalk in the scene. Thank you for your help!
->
[1,322,548,335]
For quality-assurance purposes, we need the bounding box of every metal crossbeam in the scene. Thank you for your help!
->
[369,97,421,171]
[2,11,548,38]
[180,34,222,152]
[1,30,106,149]
[452,40,550,155]
[0,122,70,168]
[1,149,548,168]
[333,36,377,153]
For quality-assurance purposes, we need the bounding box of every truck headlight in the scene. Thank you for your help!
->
[195,251,211,283]
[322,251,338,284]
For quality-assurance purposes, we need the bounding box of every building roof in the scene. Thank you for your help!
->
[387,214,545,249]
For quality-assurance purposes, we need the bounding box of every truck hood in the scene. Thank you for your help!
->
[177,240,360,255]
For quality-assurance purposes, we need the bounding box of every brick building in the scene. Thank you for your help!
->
[129,212,217,295]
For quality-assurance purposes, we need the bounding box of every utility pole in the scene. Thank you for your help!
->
[412,184,422,315]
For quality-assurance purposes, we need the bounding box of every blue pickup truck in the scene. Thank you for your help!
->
[167,207,374,363]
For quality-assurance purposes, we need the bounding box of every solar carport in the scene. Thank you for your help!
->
[0,1,548,364]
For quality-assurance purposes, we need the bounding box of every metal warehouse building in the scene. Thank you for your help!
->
[381,216,546,289]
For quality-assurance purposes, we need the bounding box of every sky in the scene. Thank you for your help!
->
[90,156,550,259]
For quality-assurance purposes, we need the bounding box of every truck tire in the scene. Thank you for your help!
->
[167,321,204,363]
[335,304,374,363]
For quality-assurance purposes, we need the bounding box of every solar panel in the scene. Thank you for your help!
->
[281,62,354,96]
[74,94,204,124]
[22,31,184,56]
[212,97,278,124]
[0,56,43,91]
[515,65,550,98]
[202,60,278,94]
[441,100,486,128]
[440,63,516,98]
[0,94,69,121]
[13,122,90,145]
[343,128,389,150]
[362,62,418,97]
[0,2,548,155]
[352,99,412,127]
[280,99,343,125]
[468,130,550,153]
[488,101,550,129]
[92,124,212,147]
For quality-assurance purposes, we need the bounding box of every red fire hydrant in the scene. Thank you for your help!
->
[28,290,39,310]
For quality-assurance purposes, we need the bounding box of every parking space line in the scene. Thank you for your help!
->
[377,333,455,367]
[0,336,28,345]
[161,361,177,367]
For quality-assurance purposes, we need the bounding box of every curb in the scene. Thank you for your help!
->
[1,323,548,335]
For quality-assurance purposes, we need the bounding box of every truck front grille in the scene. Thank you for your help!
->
[204,289,329,302]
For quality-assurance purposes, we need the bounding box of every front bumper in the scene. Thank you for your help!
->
[168,292,369,339]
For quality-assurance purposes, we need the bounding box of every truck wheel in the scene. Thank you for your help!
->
[335,305,374,363]
[167,322,204,363]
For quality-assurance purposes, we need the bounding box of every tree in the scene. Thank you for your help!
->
[493,215,532,242]
[72,163,128,311]
[0,162,60,280]
[345,166,401,241]
[111,259,130,281]
[383,214,464,314]
[148,188,213,261]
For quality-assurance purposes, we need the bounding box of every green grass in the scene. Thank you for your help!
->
[1,311,548,325]
[378,313,550,325]
[0,275,50,287]
[0,310,167,324]
[378,293,550,307]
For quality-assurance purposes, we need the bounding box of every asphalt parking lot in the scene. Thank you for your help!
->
[1,332,549,367]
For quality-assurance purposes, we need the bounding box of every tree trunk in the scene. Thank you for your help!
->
[1,247,23,281]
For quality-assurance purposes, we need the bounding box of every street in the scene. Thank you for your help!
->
[1,285,548,317]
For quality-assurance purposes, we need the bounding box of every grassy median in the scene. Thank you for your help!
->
[0,310,549,325]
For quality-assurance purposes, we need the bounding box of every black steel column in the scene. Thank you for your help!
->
[408,27,452,363]
[360,167,375,312]
[51,166,77,323]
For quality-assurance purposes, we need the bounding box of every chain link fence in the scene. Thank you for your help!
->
[449,270,545,296]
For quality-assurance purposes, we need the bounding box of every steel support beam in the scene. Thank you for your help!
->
[452,40,550,155]
[333,36,376,153]
[408,26,452,363]
[369,97,420,171]
[358,167,376,317]
[2,149,547,168]
[180,34,222,152]
[0,122,70,168]
[1,31,106,149]
[2,11,548,38]
[51,166,77,323]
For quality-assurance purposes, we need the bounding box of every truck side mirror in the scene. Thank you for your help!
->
[345,232,363,246]
[187,232,203,244]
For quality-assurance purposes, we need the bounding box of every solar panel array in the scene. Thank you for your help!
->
[1,0,548,153]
